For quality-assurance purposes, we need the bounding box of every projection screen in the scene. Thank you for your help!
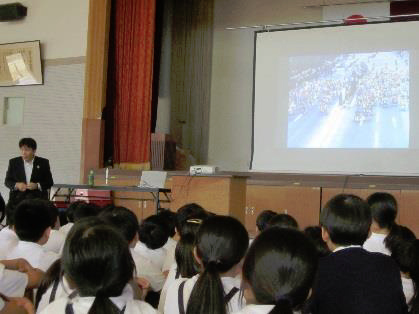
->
[251,21,419,175]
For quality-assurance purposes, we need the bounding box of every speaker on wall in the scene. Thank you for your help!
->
[0,3,27,22]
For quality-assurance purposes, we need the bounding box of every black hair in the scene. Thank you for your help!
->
[99,206,139,243]
[267,214,299,230]
[65,201,86,223]
[385,224,416,259]
[35,259,62,309]
[45,201,59,228]
[138,215,169,249]
[73,202,100,222]
[0,193,5,224]
[409,240,419,314]
[62,219,134,314]
[304,226,331,258]
[256,210,277,232]
[186,215,249,314]
[176,203,208,236]
[366,192,398,230]
[14,199,52,242]
[157,209,177,237]
[175,219,204,278]
[19,137,37,150]
[243,227,318,314]
[320,194,371,246]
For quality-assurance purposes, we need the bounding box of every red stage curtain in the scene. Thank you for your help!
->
[108,0,156,164]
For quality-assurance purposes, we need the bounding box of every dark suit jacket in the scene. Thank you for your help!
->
[310,247,408,314]
[4,156,53,206]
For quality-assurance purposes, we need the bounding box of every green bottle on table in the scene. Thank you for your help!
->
[88,170,95,186]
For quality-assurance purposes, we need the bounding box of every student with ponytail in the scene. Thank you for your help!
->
[164,215,249,314]
[234,227,317,314]
[40,219,156,314]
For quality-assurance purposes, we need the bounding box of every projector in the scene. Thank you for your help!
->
[189,165,219,176]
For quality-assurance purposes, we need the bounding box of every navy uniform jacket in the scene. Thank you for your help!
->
[4,156,53,206]
[310,247,408,314]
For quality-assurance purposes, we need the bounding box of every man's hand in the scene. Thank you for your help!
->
[27,183,38,190]
[15,182,27,192]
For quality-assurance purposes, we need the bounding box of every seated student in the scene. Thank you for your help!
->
[235,227,317,314]
[58,201,85,236]
[304,226,331,258]
[40,220,156,313]
[266,213,299,230]
[158,209,178,273]
[7,200,59,272]
[384,225,417,307]
[158,218,205,313]
[310,194,407,314]
[363,192,398,255]
[42,202,65,254]
[0,207,19,259]
[164,215,249,314]
[255,210,277,234]
[134,215,170,270]
[99,207,165,292]
[408,240,419,314]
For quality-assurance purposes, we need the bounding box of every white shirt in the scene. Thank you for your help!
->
[133,242,166,271]
[37,276,74,313]
[363,232,391,255]
[0,226,19,259]
[59,222,74,237]
[333,245,362,253]
[40,286,156,314]
[158,263,181,313]
[24,159,34,185]
[402,276,414,305]
[130,248,165,292]
[0,263,28,298]
[162,238,177,272]
[7,240,59,272]
[164,274,243,314]
[43,229,65,254]
[232,305,301,314]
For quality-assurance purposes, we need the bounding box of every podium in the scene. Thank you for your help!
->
[169,175,247,224]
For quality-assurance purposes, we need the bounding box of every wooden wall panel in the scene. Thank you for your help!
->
[400,190,419,237]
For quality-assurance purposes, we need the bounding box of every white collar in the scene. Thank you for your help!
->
[333,245,362,253]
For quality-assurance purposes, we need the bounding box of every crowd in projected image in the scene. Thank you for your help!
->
[287,51,409,149]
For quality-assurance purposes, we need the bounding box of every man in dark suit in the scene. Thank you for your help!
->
[310,194,408,314]
[4,138,53,210]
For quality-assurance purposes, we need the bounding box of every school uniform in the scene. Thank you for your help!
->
[133,242,166,270]
[40,284,156,314]
[130,248,165,292]
[0,263,28,298]
[402,276,414,305]
[37,276,74,313]
[43,229,66,254]
[363,232,390,255]
[59,222,74,236]
[162,238,177,272]
[164,274,243,314]
[232,305,302,314]
[7,240,59,272]
[158,263,182,313]
[310,246,408,314]
[0,226,19,259]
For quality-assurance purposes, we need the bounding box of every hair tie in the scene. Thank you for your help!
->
[186,219,203,224]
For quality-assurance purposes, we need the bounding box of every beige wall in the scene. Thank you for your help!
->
[0,0,89,59]
[208,0,322,170]
[0,0,89,202]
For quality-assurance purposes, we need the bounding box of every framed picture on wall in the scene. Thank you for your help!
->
[0,40,43,87]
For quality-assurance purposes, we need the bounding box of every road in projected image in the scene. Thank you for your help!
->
[287,51,409,148]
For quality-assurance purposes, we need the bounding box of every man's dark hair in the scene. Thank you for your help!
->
[366,192,398,230]
[157,209,177,237]
[320,194,371,246]
[19,138,37,150]
[138,215,169,249]
[267,213,299,230]
[99,206,139,243]
[256,210,277,232]
[14,199,52,242]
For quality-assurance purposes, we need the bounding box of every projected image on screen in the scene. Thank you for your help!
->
[287,51,409,148]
